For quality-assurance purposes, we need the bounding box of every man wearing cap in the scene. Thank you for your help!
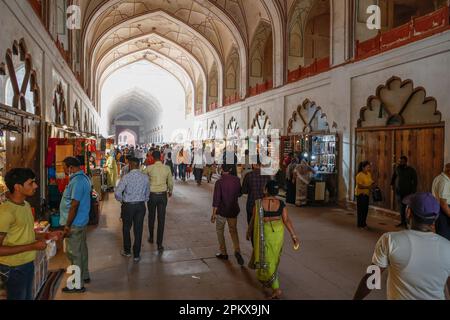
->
[354,192,450,300]
[432,163,450,241]
[60,157,92,294]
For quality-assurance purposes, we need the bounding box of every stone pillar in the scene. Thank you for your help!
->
[330,0,352,66]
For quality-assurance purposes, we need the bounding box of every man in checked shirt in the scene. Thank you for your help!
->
[242,158,272,225]
[115,157,150,263]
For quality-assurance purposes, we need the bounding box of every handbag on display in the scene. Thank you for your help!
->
[372,187,383,202]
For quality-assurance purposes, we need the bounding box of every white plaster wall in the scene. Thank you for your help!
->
[0,1,99,126]
[197,30,450,205]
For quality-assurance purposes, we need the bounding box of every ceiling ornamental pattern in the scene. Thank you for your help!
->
[0,38,41,115]
[97,33,204,101]
[358,76,442,128]
[288,99,331,134]
[82,0,285,114]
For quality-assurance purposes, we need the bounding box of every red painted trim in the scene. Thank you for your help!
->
[356,5,450,61]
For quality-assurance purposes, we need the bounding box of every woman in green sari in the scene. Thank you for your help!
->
[247,180,300,299]
[104,152,118,191]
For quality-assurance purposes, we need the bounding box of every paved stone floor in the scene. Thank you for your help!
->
[50,179,401,300]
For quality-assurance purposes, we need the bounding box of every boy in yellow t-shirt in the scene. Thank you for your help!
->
[0,169,62,300]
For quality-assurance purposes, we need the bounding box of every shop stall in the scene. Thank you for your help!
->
[45,134,101,226]
[285,99,339,205]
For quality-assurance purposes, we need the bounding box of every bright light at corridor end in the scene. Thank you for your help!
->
[101,61,192,140]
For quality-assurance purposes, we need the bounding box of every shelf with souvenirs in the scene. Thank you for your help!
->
[46,137,100,227]
[288,133,339,205]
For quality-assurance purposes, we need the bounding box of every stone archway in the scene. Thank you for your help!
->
[116,126,140,146]
[117,128,138,147]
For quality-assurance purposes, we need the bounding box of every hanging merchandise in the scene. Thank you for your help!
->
[282,133,339,206]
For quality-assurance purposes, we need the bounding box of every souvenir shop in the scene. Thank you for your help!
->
[45,123,102,227]
[282,100,339,205]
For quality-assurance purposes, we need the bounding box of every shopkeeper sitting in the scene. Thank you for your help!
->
[0,168,63,300]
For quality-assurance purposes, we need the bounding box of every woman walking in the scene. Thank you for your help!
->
[104,152,118,191]
[355,161,374,229]
[177,148,188,181]
[247,181,300,299]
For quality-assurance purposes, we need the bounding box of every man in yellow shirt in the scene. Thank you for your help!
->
[0,169,62,300]
[143,151,174,252]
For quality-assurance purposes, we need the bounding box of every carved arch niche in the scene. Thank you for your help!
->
[53,82,67,125]
[0,38,41,115]
[73,101,81,131]
[208,120,218,140]
[251,109,272,131]
[358,76,442,128]
[226,117,240,138]
[84,111,89,133]
[288,99,334,134]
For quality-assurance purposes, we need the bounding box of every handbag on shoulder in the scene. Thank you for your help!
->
[372,187,383,202]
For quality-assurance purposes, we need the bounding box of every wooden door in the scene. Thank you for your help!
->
[22,119,41,210]
[356,130,394,209]
[394,126,444,194]
[357,125,445,212]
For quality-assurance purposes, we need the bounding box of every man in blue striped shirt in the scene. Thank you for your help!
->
[115,157,150,262]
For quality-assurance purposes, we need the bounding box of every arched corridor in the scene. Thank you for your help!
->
[50,180,392,300]
[0,0,450,304]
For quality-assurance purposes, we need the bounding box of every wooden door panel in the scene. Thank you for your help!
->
[356,130,394,209]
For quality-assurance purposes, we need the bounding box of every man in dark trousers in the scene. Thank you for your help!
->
[115,157,150,263]
[211,164,244,266]
[143,151,174,253]
[391,156,418,228]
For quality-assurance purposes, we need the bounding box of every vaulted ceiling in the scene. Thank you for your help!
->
[80,0,285,115]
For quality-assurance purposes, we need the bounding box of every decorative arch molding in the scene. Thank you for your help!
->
[208,120,218,140]
[95,31,208,110]
[73,101,81,131]
[358,76,442,128]
[82,0,248,88]
[53,82,67,125]
[84,112,89,133]
[251,109,272,130]
[0,38,41,115]
[196,125,205,141]
[288,99,334,134]
[226,116,240,137]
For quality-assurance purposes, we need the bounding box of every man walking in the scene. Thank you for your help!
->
[211,164,244,266]
[143,151,174,252]
[354,193,450,300]
[242,160,271,224]
[432,163,450,241]
[0,169,62,300]
[391,156,418,228]
[60,157,92,293]
[115,157,150,263]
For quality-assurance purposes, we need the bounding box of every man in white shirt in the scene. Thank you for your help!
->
[432,163,450,241]
[354,192,450,300]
